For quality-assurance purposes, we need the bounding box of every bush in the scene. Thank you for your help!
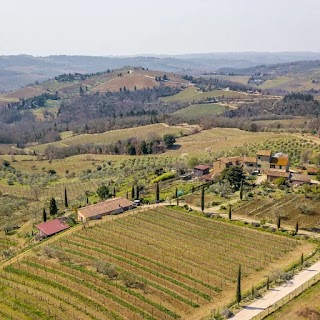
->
[221,308,233,319]
[121,272,146,290]
[95,260,118,279]
[152,172,176,183]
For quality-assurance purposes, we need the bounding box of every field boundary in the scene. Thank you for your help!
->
[231,261,320,320]
[251,272,320,320]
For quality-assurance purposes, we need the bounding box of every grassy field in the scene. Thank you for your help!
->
[265,281,320,320]
[0,207,311,320]
[166,128,291,156]
[161,87,247,103]
[172,103,228,119]
[29,123,194,153]
[94,74,159,92]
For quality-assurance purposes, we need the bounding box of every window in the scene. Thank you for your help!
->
[279,165,282,169]
[270,165,275,169]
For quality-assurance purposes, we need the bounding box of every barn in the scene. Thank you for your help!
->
[35,218,70,238]
[78,197,133,222]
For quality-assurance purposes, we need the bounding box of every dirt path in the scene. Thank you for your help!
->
[231,260,320,320]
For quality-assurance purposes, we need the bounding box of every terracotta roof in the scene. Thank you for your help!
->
[242,157,257,163]
[219,157,240,164]
[307,167,319,174]
[78,197,132,219]
[36,219,70,236]
[257,150,271,156]
[290,174,311,183]
[194,165,210,171]
[266,170,290,178]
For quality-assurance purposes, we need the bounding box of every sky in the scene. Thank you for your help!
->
[1,0,320,56]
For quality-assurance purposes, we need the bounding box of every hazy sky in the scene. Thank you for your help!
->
[1,0,320,56]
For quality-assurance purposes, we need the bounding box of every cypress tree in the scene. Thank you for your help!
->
[49,197,58,215]
[277,215,281,229]
[295,222,299,234]
[236,265,242,305]
[64,187,68,208]
[175,187,179,206]
[201,185,205,212]
[131,185,135,200]
[113,186,116,197]
[43,208,47,222]
[126,191,128,199]
[228,204,232,220]
[240,180,244,200]
[86,196,89,204]
[266,276,270,290]
[156,182,160,202]
[301,253,304,267]
[251,285,255,299]
[136,185,139,200]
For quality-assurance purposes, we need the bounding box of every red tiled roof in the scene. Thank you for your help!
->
[307,167,319,174]
[194,165,210,171]
[36,219,70,236]
[78,197,132,219]
[242,157,257,163]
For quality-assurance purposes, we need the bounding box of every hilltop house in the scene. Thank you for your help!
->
[78,197,133,222]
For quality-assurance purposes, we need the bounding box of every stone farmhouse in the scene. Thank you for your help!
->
[214,150,290,175]
[78,197,133,222]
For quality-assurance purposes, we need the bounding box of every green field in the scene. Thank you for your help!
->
[172,103,228,119]
[30,123,194,153]
[161,87,246,103]
[0,207,308,320]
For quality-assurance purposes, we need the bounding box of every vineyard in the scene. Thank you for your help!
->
[0,207,305,320]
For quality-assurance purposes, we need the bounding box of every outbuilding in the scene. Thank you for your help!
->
[35,218,70,238]
[193,165,210,177]
[78,197,133,222]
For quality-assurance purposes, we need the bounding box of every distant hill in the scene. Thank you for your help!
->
[217,60,320,76]
[2,52,320,92]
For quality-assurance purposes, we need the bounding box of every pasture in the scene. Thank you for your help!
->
[0,207,311,320]
[161,87,247,103]
[172,103,228,120]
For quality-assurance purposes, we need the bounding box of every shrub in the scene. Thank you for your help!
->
[152,172,176,183]
[95,260,118,279]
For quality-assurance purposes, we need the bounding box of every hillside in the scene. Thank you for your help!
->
[2,53,320,92]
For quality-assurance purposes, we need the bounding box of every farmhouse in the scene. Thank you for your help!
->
[266,170,290,182]
[78,197,133,222]
[193,165,210,177]
[290,174,311,186]
[215,151,290,175]
[35,218,70,238]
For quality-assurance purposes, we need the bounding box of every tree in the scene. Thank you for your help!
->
[236,265,242,305]
[228,205,232,220]
[266,277,270,290]
[64,187,68,208]
[163,134,176,148]
[131,185,135,200]
[277,215,281,229]
[97,185,110,200]
[113,186,116,197]
[295,222,299,234]
[175,187,179,206]
[156,182,160,202]
[221,166,245,191]
[201,185,205,212]
[79,85,84,96]
[49,197,58,215]
[136,185,140,200]
[43,208,47,222]
[239,180,244,200]
[301,253,304,267]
